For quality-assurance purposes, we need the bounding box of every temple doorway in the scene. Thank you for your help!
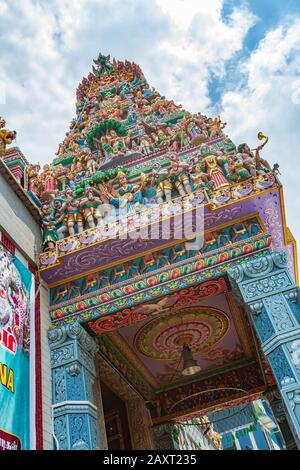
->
[101,382,133,450]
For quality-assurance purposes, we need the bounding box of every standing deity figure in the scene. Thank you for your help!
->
[0,118,16,157]
[85,152,98,176]
[169,153,192,196]
[152,167,173,204]
[65,189,84,236]
[52,199,68,240]
[203,154,229,190]
[41,205,58,252]
[27,163,41,195]
[41,164,57,194]
[79,188,103,229]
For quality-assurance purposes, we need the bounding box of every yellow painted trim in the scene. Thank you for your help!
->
[47,213,266,288]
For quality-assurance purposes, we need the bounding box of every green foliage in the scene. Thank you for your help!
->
[85,119,128,149]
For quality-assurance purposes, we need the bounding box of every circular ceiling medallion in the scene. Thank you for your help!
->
[134,307,230,360]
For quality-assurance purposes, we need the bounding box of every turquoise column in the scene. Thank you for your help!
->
[228,251,300,449]
[48,323,100,450]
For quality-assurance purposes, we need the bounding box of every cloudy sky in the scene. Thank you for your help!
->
[0,0,299,252]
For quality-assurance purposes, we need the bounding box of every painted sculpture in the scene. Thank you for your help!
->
[0,55,274,253]
[0,118,16,157]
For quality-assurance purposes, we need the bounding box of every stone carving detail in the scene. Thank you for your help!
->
[127,400,155,450]
[230,251,300,449]
[50,344,75,368]
[53,367,66,403]
[54,417,68,450]
[49,322,99,356]
[152,423,178,450]
[242,273,292,301]
[288,340,300,373]
[264,347,295,388]
[264,295,295,332]
[265,390,298,450]
[70,415,90,450]
[49,323,100,450]
[252,307,275,343]
[228,252,289,284]
[287,390,300,411]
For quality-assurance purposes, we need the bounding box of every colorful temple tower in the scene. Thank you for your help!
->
[1,53,300,450]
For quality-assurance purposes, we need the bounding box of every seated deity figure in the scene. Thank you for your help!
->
[65,189,84,236]
[169,153,192,196]
[108,169,147,212]
[79,187,103,229]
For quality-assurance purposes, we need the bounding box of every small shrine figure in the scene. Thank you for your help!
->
[152,167,173,204]
[184,113,208,144]
[27,163,41,196]
[79,187,103,229]
[41,205,58,252]
[0,117,16,157]
[109,169,147,211]
[237,138,271,177]
[65,189,84,236]
[85,152,98,176]
[190,164,211,191]
[52,198,68,240]
[169,153,192,196]
[41,164,57,195]
[203,154,229,190]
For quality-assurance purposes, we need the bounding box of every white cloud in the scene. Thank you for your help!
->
[219,19,300,258]
[0,0,298,258]
[0,0,256,164]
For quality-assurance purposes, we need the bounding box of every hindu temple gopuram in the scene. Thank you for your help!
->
[0,53,299,451]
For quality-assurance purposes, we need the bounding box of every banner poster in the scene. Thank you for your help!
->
[0,246,34,450]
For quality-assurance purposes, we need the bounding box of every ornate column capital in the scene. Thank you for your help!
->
[48,322,98,356]
[227,251,297,312]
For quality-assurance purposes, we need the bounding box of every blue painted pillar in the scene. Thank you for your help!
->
[48,323,100,450]
[228,252,300,448]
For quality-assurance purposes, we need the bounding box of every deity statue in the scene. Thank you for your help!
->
[203,154,229,190]
[169,153,192,196]
[237,142,270,177]
[183,113,207,144]
[190,164,211,191]
[51,198,68,240]
[108,169,147,211]
[41,205,58,251]
[27,163,41,196]
[79,187,103,229]
[85,152,98,176]
[41,164,57,195]
[0,117,16,157]
[65,189,84,236]
[152,167,173,204]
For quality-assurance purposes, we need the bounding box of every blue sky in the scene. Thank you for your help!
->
[0,0,299,258]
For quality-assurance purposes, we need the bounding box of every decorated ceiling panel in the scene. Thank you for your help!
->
[106,294,248,388]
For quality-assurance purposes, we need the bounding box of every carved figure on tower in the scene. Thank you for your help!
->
[169,153,192,196]
[0,117,16,157]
